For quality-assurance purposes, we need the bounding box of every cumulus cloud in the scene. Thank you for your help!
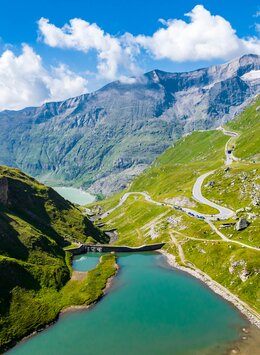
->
[1,5,259,111]
[0,44,88,110]
[38,17,140,80]
[136,5,260,61]
[37,6,260,79]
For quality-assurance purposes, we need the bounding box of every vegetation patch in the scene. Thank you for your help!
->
[181,239,260,312]
[0,253,117,352]
[0,166,116,352]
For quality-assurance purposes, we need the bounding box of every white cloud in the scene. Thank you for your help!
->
[1,6,259,111]
[38,17,140,80]
[38,7,260,77]
[44,64,87,102]
[118,76,137,84]
[0,44,88,111]
[136,5,260,61]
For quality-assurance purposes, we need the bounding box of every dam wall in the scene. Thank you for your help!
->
[67,243,165,255]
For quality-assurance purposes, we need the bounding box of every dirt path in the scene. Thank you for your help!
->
[71,271,88,281]
[170,232,186,264]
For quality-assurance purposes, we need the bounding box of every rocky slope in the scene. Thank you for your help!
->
[0,54,259,196]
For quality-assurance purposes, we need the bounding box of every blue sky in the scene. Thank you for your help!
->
[0,0,259,110]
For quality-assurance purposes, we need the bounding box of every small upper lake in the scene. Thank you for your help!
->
[52,187,95,205]
[73,253,102,272]
[10,252,248,355]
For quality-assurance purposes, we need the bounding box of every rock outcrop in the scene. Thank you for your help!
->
[235,218,249,231]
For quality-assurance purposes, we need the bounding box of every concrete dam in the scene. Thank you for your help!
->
[67,243,166,255]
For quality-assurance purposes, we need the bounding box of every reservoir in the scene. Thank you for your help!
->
[52,187,95,205]
[10,252,248,355]
[72,253,102,272]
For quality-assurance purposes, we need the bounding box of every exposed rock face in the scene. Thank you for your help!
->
[229,259,245,274]
[206,180,215,187]
[164,196,195,207]
[0,54,259,196]
[239,269,250,282]
[235,218,249,231]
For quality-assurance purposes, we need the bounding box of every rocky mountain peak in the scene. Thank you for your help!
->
[0,54,259,196]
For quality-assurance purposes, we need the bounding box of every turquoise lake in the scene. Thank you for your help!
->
[10,252,248,355]
[52,187,95,205]
[73,253,103,271]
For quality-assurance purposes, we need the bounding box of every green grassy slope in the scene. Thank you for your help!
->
[88,130,229,216]
[0,166,107,247]
[101,195,219,247]
[227,98,260,161]
[0,167,114,351]
[130,130,227,214]
[202,97,260,247]
[0,254,116,351]
[91,96,260,313]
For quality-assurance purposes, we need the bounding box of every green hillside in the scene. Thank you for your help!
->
[202,98,260,246]
[227,98,260,161]
[91,96,260,315]
[0,167,115,352]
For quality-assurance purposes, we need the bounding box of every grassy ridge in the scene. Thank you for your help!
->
[0,166,107,247]
[0,166,114,351]
[202,164,260,247]
[88,130,229,216]
[227,98,260,161]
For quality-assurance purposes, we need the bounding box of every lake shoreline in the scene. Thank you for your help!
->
[3,259,119,354]
[6,252,255,354]
[159,250,260,329]
[52,186,96,205]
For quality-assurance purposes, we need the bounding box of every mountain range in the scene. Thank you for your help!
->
[0,54,259,196]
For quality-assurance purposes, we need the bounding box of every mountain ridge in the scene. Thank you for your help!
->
[0,54,259,196]
[2,53,258,114]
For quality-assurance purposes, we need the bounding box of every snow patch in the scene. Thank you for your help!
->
[241,70,260,82]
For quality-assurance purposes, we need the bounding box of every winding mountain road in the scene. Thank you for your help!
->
[217,126,240,165]
[100,127,259,251]
[190,171,235,219]
[101,190,259,251]
[182,127,239,220]
[100,191,169,219]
